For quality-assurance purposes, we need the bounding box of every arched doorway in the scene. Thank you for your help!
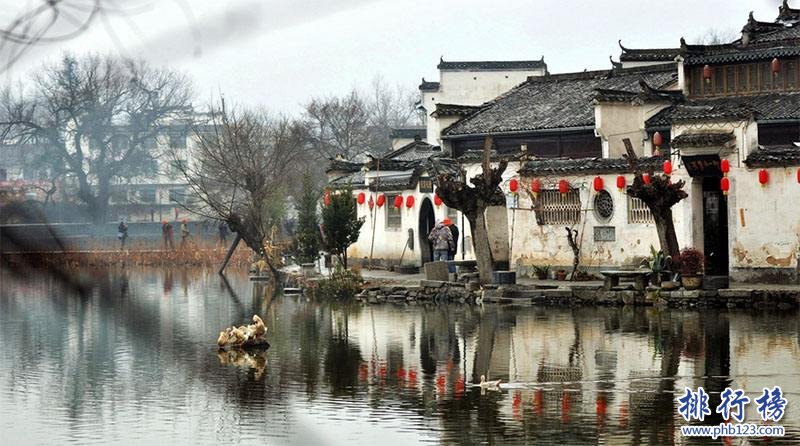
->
[418,197,435,265]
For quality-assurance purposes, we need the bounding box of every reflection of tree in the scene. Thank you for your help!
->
[323,333,362,397]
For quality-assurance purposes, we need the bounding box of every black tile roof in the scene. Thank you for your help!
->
[437,57,547,71]
[671,132,735,148]
[430,103,481,117]
[645,91,800,127]
[593,79,685,104]
[618,41,680,62]
[389,127,426,140]
[778,0,800,24]
[382,140,442,162]
[744,144,800,167]
[326,159,363,174]
[518,156,666,176]
[419,78,440,91]
[442,64,678,137]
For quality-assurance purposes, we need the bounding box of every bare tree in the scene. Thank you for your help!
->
[695,27,739,45]
[302,77,420,162]
[0,53,193,222]
[173,104,306,274]
[434,137,507,284]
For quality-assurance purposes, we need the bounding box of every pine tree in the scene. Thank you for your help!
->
[296,173,321,263]
[321,187,364,269]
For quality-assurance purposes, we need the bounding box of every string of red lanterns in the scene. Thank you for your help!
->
[405,195,415,209]
[357,192,366,205]
[393,195,403,208]
[721,159,730,177]
[616,175,626,191]
[509,178,519,194]
[720,177,730,195]
[376,194,385,207]
[558,179,570,196]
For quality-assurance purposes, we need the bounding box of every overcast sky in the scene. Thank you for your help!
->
[0,0,784,114]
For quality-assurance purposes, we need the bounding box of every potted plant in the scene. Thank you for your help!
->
[678,247,704,290]
[533,265,551,280]
[555,269,568,281]
[642,245,672,286]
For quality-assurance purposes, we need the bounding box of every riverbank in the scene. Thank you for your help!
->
[1,247,253,268]
[356,270,800,309]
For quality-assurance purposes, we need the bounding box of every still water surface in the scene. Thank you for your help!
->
[1,268,799,445]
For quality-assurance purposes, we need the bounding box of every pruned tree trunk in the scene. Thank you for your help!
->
[433,137,507,284]
[622,138,687,259]
[565,227,580,280]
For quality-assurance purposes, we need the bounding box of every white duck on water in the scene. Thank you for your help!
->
[479,374,502,390]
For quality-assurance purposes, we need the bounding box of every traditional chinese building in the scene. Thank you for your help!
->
[329,2,800,282]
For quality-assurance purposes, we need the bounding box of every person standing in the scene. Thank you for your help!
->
[118,219,129,251]
[180,218,190,248]
[427,220,453,263]
[444,218,459,273]
[162,220,174,250]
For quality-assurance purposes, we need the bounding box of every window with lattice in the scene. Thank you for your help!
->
[534,189,581,225]
[627,196,654,224]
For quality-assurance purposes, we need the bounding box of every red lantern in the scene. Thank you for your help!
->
[558,179,569,195]
[323,190,331,206]
[720,177,730,195]
[663,160,672,175]
[759,169,769,187]
[772,57,781,75]
[721,159,730,177]
[434,193,443,207]
[593,176,603,192]
[376,194,385,207]
[653,131,663,148]
[531,178,541,199]
[357,192,365,205]
[393,195,403,208]
[368,196,375,210]
[703,64,712,83]
[797,168,800,184]
[509,178,519,193]
[642,173,651,185]
[616,175,626,191]
[405,195,415,209]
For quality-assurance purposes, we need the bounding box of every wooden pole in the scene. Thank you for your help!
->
[368,158,380,270]
[218,233,242,275]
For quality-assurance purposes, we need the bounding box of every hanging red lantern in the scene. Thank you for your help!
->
[703,64,712,83]
[434,193,443,207]
[720,177,730,195]
[642,173,651,185]
[509,178,519,194]
[758,169,769,187]
[772,57,781,75]
[653,131,663,149]
[405,195,415,209]
[616,175,626,191]
[663,159,673,175]
[323,190,331,206]
[593,176,603,192]
[796,167,800,184]
[531,178,541,199]
[357,192,365,205]
[393,195,403,208]
[558,179,569,195]
[721,159,730,177]
[376,194,385,208]
[368,196,375,210]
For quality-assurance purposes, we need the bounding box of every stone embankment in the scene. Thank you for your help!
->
[356,280,800,309]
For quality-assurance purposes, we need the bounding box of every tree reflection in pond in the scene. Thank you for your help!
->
[1,268,799,445]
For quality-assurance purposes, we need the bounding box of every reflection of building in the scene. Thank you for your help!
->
[328,2,800,282]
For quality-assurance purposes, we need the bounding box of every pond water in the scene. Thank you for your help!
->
[1,267,799,445]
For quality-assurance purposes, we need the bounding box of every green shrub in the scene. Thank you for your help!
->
[311,266,364,299]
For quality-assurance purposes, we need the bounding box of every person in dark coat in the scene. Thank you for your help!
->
[162,220,174,250]
[444,218,459,273]
[118,219,129,250]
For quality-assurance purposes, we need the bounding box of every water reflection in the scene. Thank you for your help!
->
[1,268,800,445]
